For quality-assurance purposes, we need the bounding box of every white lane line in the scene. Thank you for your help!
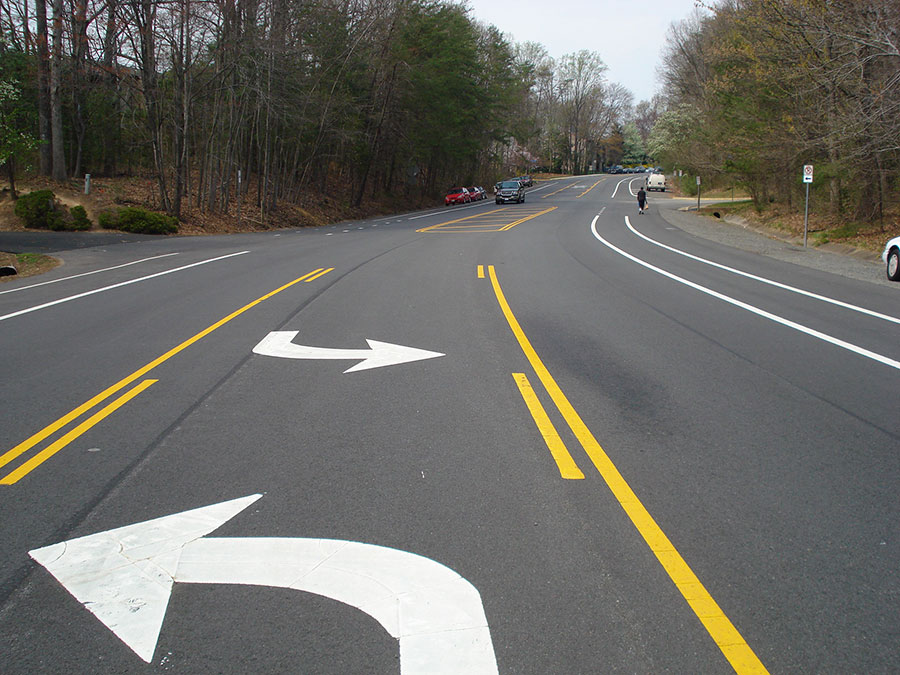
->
[0,253,180,296]
[627,178,644,197]
[625,218,900,326]
[0,251,249,322]
[591,216,900,371]
[610,177,631,199]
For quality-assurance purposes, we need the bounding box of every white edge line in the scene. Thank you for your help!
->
[625,218,900,325]
[591,216,900,371]
[0,251,249,322]
[0,253,180,296]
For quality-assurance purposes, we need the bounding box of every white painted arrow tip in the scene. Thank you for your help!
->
[342,340,445,373]
[29,494,264,663]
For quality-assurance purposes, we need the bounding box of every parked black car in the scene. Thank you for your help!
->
[495,180,525,204]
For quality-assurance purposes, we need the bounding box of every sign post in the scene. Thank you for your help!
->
[696,175,701,210]
[802,164,813,247]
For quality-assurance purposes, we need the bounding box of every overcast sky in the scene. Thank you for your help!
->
[464,0,709,104]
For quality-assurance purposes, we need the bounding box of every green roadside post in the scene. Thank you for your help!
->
[803,164,813,247]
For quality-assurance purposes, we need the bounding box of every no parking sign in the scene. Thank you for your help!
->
[803,164,814,183]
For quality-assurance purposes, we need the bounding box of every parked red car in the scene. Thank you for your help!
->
[445,187,471,205]
[467,186,484,201]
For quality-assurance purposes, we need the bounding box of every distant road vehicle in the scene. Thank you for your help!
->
[496,180,525,204]
[883,236,900,281]
[467,186,485,201]
[445,187,471,205]
[647,173,667,192]
[518,175,534,187]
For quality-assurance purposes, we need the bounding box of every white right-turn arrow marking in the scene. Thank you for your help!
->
[252,331,445,373]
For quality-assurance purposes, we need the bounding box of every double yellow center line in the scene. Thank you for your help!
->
[1,267,333,484]
[486,265,767,674]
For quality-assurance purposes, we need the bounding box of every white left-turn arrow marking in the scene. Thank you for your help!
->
[29,495,497,673]
[252,330,445,373]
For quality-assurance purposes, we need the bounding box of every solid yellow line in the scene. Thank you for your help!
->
[304,267,334,282]
[500,206,557,231]
[1,379,157,484]
[512,373,584,479]
[542,184,573,199]
[0,268,330,474]
[477,265,485,279]
[416,209,508,232]
[487,266,768,674]
[577,179,604,198]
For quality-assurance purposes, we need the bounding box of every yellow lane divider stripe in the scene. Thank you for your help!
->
[0,268,333,482]
[487,265,767,674]
[512,373,584,479]
[577,179,604,198]
[499,206,557,231]
[416,209,508,232]
[542,184,573,198]
[1,380,157,484]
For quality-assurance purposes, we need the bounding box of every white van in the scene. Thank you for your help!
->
[647,173,666,192]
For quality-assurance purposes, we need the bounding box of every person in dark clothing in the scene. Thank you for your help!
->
[637,187,647,214]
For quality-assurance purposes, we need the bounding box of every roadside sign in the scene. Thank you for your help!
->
[696,175,701,186]
[803,165,813,246]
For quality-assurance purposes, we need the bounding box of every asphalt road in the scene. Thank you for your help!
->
[0,176,897,674]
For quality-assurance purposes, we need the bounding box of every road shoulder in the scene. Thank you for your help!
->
[657,203,891,287]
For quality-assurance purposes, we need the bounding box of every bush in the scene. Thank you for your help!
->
[99,206,178,234]
[98,210,117,229]
[13,190,100,231]
[14,190,62,229]
[69,205,92,231]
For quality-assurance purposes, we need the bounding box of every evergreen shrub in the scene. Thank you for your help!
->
[14,190,62,229]
[68,205,92,230]
[99,207,178,234]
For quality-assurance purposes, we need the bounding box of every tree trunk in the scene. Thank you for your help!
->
[35,0,52,176]
[49,0,66,182]
[131,0,171,212]
[71,0,90,178]
[101,0,119,176]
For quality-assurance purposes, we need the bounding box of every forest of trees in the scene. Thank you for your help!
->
[650,0,900,225]
[0,0,896,229]
[0,0,636,226]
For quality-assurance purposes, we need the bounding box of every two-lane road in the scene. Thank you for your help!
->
[1,177,897,673]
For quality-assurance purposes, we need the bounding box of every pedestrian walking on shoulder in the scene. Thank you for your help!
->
[637,187,647,214]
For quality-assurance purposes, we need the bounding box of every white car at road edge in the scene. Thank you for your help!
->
[883,236,900,281]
